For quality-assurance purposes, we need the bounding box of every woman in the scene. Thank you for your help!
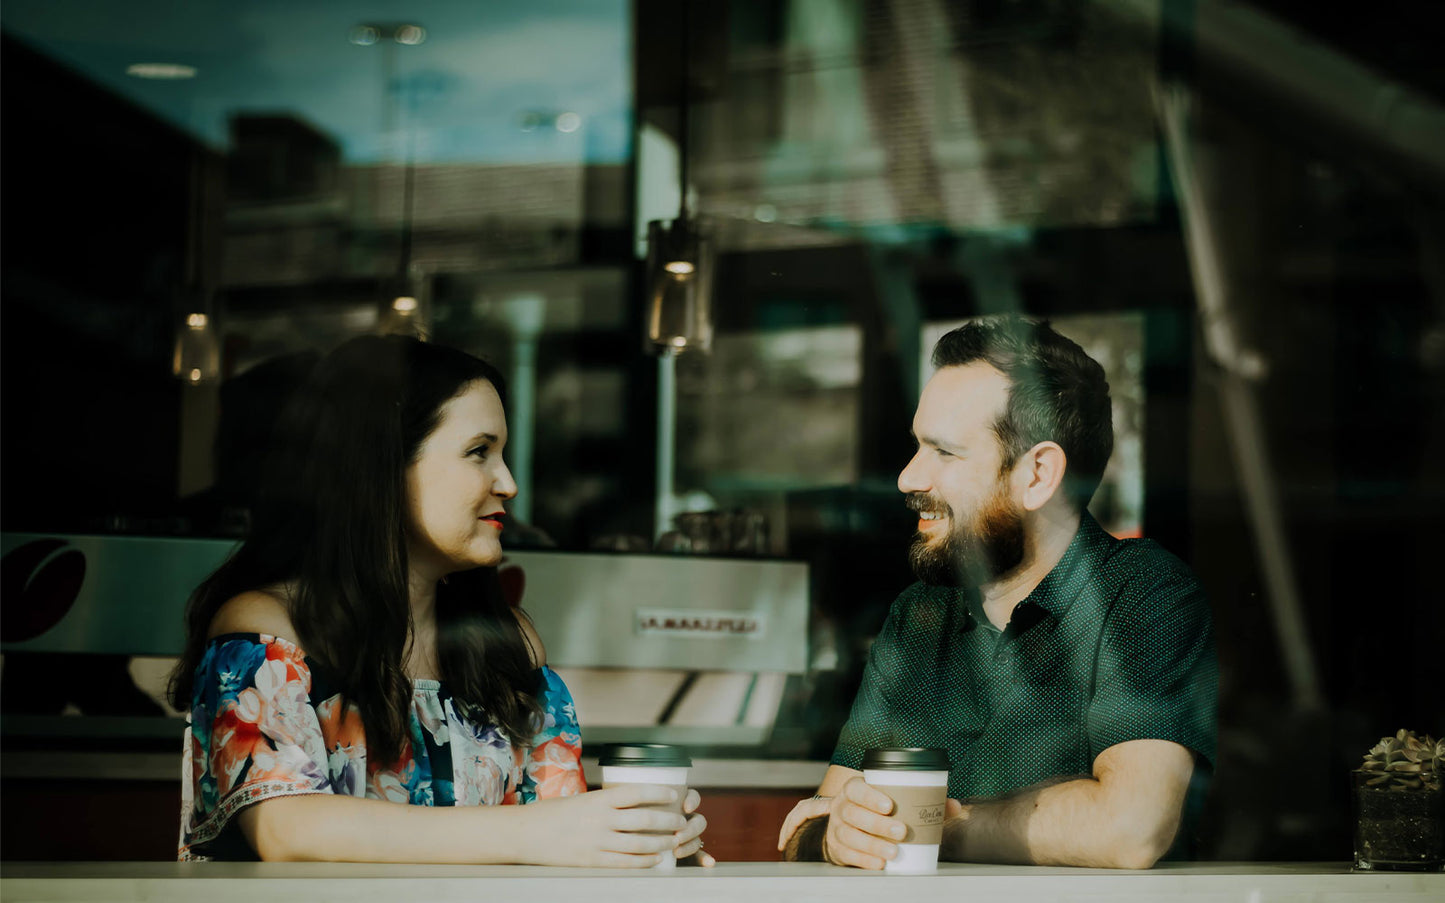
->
[168,335,711,865]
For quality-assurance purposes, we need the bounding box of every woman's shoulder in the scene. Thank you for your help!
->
[206,585,299,643]
[511,607,546,668]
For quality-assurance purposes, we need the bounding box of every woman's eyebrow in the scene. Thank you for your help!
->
[466,432,500,445]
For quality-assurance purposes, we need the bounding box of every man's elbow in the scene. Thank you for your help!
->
[1104,817,1178,869]
[1107,840,1166,870]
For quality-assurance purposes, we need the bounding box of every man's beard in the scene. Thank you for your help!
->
[906,484,1026,587]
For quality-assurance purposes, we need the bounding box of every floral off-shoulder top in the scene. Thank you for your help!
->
[179,633,586,860]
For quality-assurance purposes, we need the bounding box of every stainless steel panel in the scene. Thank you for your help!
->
[1,535,809,674]
[507,551,808,672]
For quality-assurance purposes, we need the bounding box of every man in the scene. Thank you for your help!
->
[778,317,1216,869]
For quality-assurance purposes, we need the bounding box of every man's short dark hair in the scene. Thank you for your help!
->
[932,316,1113,508]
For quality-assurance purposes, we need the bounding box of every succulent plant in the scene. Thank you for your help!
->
[1359,729,1445,792]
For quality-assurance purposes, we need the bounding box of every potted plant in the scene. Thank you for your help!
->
[1353,729,1444,871]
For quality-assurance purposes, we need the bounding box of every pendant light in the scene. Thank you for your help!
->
[172,310,220,384]
[174,149,219,384]
[644,2,712,354]
[359,22,428,337]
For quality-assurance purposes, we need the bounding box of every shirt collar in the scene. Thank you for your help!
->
[961,586,992,634]
[1018,511,1114,621]
[946,511,1115,634]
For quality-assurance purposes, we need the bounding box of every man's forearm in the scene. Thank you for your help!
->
[782,815,828,862]
[941,775,1175,869]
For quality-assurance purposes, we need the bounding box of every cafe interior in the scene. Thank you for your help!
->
[1,0,1441,880]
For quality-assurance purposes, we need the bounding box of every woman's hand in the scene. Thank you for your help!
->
[515,784,687,868]
[673,788,715,867]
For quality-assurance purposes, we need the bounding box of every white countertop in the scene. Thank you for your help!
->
[3,862,1441,903]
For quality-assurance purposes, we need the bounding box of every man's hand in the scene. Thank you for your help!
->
[779,778,968,869]
[821,778,907,868]
[778,778,901,867]
[776,795,831,854]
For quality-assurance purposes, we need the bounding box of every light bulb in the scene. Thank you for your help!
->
[126,63,197,80]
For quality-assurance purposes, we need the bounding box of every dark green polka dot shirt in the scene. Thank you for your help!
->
[832,513,1217,809]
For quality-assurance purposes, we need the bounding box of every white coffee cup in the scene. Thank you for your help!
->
[862,747,951,873]
[598,744,693,870]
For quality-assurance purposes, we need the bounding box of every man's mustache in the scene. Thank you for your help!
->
[905,492,952,519]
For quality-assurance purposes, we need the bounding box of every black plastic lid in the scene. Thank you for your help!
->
[861,747,950,771]
[597,743,693,768]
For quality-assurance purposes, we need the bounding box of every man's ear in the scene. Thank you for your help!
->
[1014,441,1067,511]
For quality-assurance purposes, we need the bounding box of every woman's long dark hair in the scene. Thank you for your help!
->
[168,335,542,766]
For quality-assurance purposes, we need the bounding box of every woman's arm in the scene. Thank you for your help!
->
[237,783,688,865]
[199,596,686,866]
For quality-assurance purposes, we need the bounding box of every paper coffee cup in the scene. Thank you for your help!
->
[862,747,950,873]
[598,743,693,870]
